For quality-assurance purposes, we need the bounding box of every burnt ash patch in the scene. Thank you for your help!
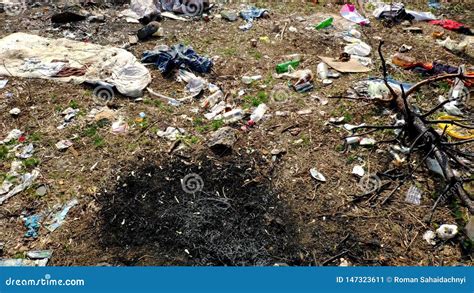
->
[99,154,301,266]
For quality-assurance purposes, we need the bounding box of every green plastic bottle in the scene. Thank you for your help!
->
[315,17,333,30]
[275,60,300,74]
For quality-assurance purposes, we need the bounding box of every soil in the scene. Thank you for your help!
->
[0,1,473,266]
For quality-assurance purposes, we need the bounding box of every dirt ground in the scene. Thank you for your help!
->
[0,1,473,266]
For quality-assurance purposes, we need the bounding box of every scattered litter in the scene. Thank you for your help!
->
[62,107,80,122]
[46,198,79,232]
[297,109,312,115]
[430,19,472,35]
[0,258,48,267]
[0,170,40,205]
[276,60,300,74]
[218,108,244,124]
[399,44,412,53]
[344,38,371,57]
[317,62,329,80]
[329,117,345,124]
[315,17,333,30]
[248,103,268,126]
[423,230,436,245]
[443,101,463,116]
[0,79,8,88]
[92,107,117,122]
[240,6,269,22]
[0,33,151,97]
[405,185,422,205]
[373,2,436,22]
[111,119,129,135]
[55,140,73,150]
[426,157,444,177]
[147,87,182,106]
[1,129,22,144]
[436,224,458,240]
[437,37,468,53]
[437,115,474,140]
[15,143,34,159]
[318,56,371,73]
[24,214,41,238]
[9,108,21,116]
[119,0,160,23]
[142,44,213,74]
[26,250,53,259]
[340,4,369,25]
[310,168,326,182]
[352,165,365,177]
[137,21,161,41]
[242,75,262,84]
[157,127,186,141]
[221,10,238,22]
[339,258,351,267]
[403,27,423,34]
[360,138,376,146]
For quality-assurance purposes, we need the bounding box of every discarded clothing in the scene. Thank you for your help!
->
[46,198,79,232]
[430,19,473,35]
[411,62,459,76]
[373,2,413,22]
[373,2,436,22]
[240,6,268,21]
[0,33,151,97]
[119,0,160,23]
[340,4,369,25]
[142,44,213,75]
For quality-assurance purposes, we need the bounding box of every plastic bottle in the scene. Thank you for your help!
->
[222,108,244,123]
[315,17,333,30]
[276,60,300,74]
[200,90,223,109]
[250,103,268,123]
[317,62,329,80]
[242,75,262,84]
[349,28,361,38]
[391,53,417,69]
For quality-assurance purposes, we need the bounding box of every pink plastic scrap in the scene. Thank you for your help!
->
[340,4,369,25]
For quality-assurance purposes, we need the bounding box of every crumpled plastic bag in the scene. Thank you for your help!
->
[240,6,268,21]
[340,4,369,25]
[344,39,371,57]
[0,169,40,205]
[142,44,213,75]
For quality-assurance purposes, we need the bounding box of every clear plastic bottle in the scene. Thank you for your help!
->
[250,103,268,123]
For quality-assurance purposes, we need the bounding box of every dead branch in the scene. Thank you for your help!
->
[365,41,474,214]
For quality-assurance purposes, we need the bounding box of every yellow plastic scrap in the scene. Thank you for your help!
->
[437,115,474,140]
